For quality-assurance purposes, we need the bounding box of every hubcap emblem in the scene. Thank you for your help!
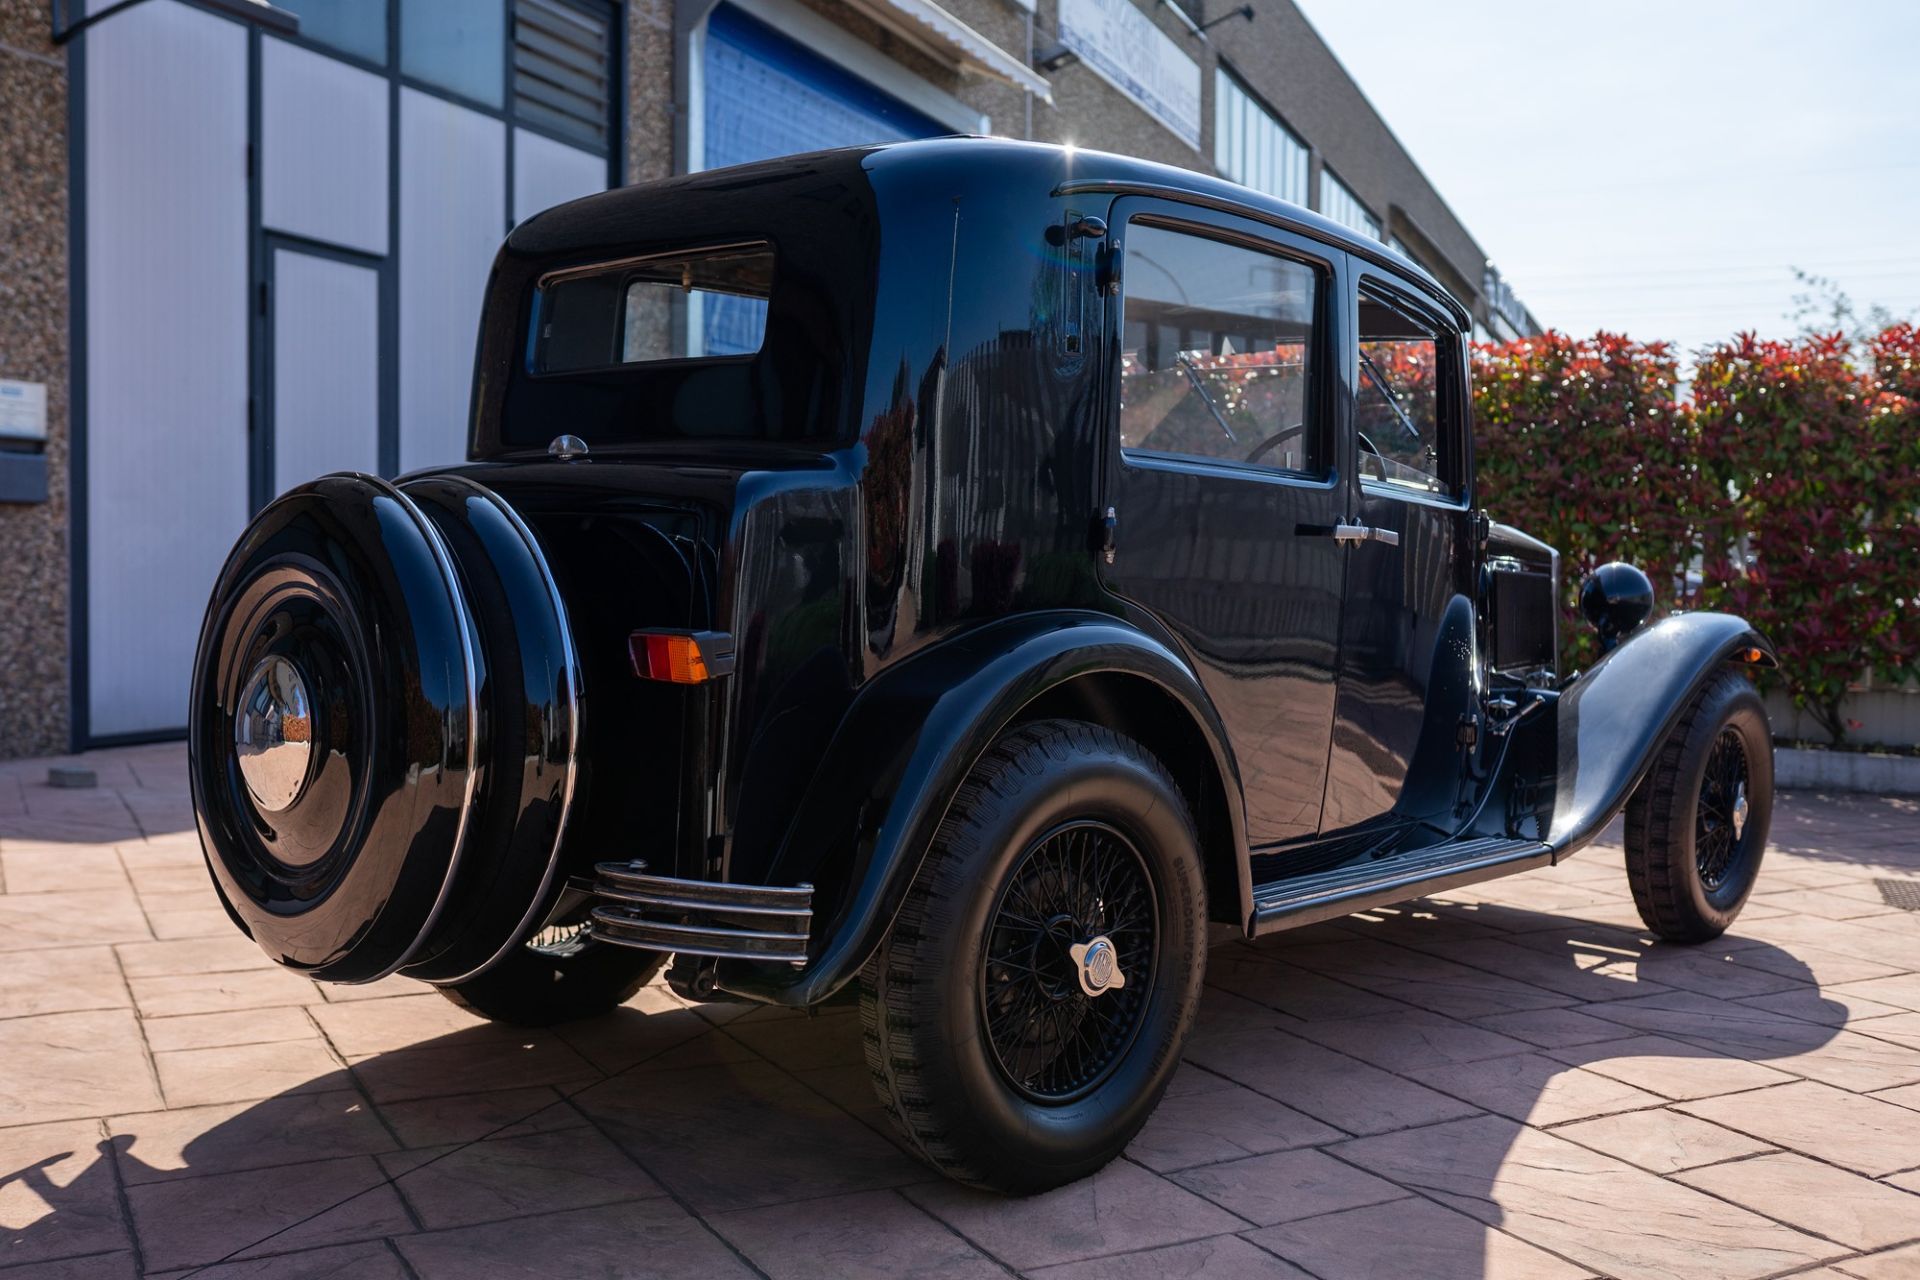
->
[1069,935,1126,998]
[1731,783,1750,841]
[234,656,314,813]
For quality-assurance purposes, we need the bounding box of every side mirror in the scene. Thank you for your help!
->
[1579,562,1654,650]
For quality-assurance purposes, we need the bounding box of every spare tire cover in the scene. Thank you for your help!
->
[190,474,479,983]
[393,474,581,984]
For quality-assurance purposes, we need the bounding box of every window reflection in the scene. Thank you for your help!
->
[1119,223,1321,476]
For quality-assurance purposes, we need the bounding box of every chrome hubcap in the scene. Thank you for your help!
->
[1731,784,1750,842]
[1069,935,1127,997]
[234,656,314,812]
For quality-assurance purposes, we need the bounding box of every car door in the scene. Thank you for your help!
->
[1320,265,1478,840]
[1097,199,1348,847]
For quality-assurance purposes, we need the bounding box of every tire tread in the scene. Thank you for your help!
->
[860,719,1190,1190]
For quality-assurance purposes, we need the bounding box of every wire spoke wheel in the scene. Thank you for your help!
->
[1696,726,1751,892]
[979,820,1157,1103]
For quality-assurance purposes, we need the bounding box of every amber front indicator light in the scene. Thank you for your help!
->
[629,630,736,684]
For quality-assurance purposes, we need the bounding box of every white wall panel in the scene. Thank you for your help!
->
[85,1,249,737]
[262,37,389,255]
[272,251,381,494]
[399,89,504,473]
[512,128,607,225]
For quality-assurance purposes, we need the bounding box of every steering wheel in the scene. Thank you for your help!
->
[1356,430,1385,479]
[1244,423,1306,467]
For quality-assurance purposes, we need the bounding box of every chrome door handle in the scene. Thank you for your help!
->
[1331,521,1400,547]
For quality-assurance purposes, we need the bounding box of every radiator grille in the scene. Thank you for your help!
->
[1491,566,1556,673]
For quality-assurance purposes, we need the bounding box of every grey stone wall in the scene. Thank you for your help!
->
[0,0,70,758]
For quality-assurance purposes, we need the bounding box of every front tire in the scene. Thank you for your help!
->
[437,929,667,1026]
[1624,667,1773,942]
[860,720,1207,1194]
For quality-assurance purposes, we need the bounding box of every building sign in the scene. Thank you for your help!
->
[0,381,47,442]
[1058,0,1201,151]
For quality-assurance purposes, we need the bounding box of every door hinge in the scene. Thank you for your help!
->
[1097,506,1117,565]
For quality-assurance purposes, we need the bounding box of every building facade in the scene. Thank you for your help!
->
[0,0,1537,757]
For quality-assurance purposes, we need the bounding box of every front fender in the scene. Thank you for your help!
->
[715,610,1245,1005]
[1541,611,1775,855]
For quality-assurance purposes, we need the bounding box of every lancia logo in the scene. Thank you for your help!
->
[1069,936,1126,998]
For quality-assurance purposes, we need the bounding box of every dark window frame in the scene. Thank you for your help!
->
[1353,272,1470,508]
[527,241,780,377]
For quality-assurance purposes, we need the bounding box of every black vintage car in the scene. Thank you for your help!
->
[191,138,1776,1194]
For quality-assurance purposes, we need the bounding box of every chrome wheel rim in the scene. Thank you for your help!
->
[1697,728,1751,892]
[978,820,1157,1104]
[234,655,315,813]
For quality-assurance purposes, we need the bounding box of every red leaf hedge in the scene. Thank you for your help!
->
[1473,328,1920,743]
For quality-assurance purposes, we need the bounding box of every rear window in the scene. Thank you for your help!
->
[532,243,775,374]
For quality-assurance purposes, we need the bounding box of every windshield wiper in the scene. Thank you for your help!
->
[1357,349,1424,448]
[1175,353,1237,443]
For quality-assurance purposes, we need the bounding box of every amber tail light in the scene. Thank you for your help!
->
[628,630,736,683]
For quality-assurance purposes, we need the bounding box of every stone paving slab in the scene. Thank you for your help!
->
[0,745,1916,1278]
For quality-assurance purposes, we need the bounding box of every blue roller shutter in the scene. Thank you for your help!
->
[700,3,947,352]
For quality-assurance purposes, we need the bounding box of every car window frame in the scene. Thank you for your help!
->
[1107,202,1342,495]
[1349,266,1473,512]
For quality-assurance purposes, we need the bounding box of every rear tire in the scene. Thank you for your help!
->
[437,932,666,1026]
[1624,667,1772,943]
[860,719,1207,1194]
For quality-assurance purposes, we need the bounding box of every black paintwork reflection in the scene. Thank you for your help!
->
[1105,461,1344,845]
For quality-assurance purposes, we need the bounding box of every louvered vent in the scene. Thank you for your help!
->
[513,0,613,150]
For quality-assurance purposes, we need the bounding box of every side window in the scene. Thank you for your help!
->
[1356,288,1458,497]
[1119,222,1322,476]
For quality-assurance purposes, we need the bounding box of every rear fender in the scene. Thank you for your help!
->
[714,611,1245,1005]
[1535,611,1776,857]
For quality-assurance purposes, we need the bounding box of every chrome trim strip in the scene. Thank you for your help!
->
[588,908,810,959]
[437,474,586,985]
[358,473,482,982]
[594,886,813,919]
[595,862,813,905]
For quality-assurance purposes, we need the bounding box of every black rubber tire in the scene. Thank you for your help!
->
[860,719,1207,1194]
[436,939,667,1026]
[1624,667,1773,943]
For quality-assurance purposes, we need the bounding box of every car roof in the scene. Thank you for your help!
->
[511,136,1469,330]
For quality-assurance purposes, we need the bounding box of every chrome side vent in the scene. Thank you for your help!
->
[589,862,812,963]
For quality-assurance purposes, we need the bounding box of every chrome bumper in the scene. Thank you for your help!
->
[589,862,812,963]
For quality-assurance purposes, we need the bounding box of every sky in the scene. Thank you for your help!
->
[1291,0,1920,360]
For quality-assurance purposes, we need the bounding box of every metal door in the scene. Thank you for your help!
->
[1097,198,1351,848]
[260,241,386,504]
[1320,268,1478,838]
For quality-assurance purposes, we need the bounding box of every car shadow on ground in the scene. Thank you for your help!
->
[0,902,1859,1278]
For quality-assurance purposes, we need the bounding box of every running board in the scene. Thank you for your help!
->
[1250,836,1552,934]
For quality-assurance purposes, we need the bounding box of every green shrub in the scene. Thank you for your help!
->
[1474,326,1920,743]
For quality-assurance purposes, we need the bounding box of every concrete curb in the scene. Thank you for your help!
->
[1776,746,1920,796]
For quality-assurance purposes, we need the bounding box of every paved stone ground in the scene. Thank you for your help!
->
[2,745,1919,1279]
